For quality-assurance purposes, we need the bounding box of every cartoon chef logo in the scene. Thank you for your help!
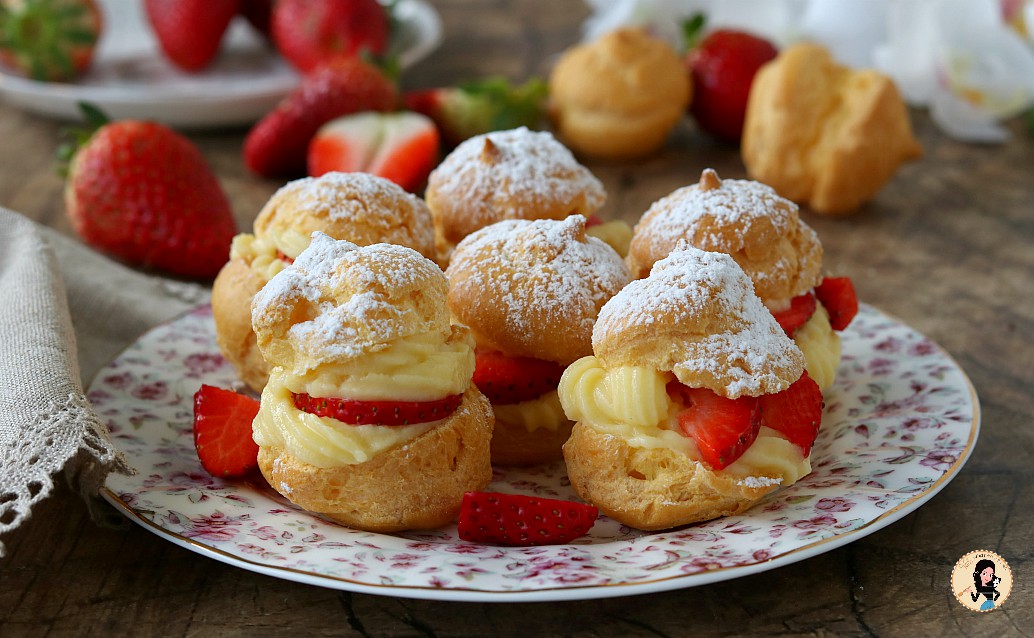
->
[952,550,1013,612]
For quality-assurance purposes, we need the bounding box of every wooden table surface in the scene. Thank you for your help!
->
[2,1,1032,635]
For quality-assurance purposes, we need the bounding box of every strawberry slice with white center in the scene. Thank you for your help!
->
[814,276,859,331]
[472,349,565,405]
[292,392,463,426]
[667,381,762,470]
[307,110,440,193]
[758,371,823,455]
[457,492,598,546]
[771,292,817,337]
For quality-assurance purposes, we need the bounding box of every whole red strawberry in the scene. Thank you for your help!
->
[685,19,778,142]
[144,0,240,72]
[271,0,389,73]
[64,111,237,278]
[0,0,102,81]
[243,56,397,177]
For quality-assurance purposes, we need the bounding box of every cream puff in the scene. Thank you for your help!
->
[627,168,855,391]
[424,127,629,264]
[250,232,492,532]
[212,172,436,392]
[559,245,824,530]
[742,42,922,215]
[548,27,691,160]
[445,215,631,465]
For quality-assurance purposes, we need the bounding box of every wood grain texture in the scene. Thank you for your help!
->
[2,0,1033,634]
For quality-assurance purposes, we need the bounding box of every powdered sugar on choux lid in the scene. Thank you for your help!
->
[426,127,606,257]
[594,244,805,399]
[252,232,450,375]
[446,215,631,364]
[253,172,436,260]
[628,169,822,305]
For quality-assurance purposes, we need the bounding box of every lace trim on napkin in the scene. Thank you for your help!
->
[0,392,132,556]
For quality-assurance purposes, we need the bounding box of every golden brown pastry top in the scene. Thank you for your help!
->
[425,127,606,261]
[253,171,436,260]
[549,27,690,125]
[628,169,823,304]
[446,215,631,365]
[594,244,804,398]
[252,232,451,374]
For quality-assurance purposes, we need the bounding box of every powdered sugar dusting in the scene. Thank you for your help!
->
[447,216,630,347]
[253,232,447,368]
[274,172,427,223]
[737,475,782,488]
[429,127,605,219]
[595,245,803,397]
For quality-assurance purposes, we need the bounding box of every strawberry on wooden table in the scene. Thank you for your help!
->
[271,0,389,73]
[471,350,566,405]
[307,110,440,192]
[683,16,778,142]
[402,76,548,148]
[0,0,102,81]
[458,492,599,546]
[193,385,261,478]
[244,56,397,178]
[144,0,240,72]
[63,106,237,278]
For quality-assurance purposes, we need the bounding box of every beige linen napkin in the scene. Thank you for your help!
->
[0,208,209,556]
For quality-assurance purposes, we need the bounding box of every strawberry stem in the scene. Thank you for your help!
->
[55,100,109,177]
[681,13,707,52]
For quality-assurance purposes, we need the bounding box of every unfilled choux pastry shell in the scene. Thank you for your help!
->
[254,171,436,260]
[742,42,922,215]
[563,422,780,530]
[627,168,823,304]
[257,386,493,532]
[593,245,804,399]
[446,215,631,365]
[549,27,691,159]
[425,127,606,264]
[252,233,450,375]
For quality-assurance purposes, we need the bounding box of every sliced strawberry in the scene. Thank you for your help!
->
[402,76,548,147]
[814,276,859,331]
[457,492,598,546]
[759,371,823,455]
[276,250,294,264]
[292,392,463,426]
[193,385,261,478]
[243,57,397,178]
[668,381,761,470]
[585,214,603,228]
[307,110,440,193]
[472,350,565,405]
[771,292,817,336]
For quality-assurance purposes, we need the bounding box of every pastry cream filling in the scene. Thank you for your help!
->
[230,228,314,281]
[559,355,811,486]
[586,219,633,258]
[253,331,475,468]
[493,389,569,432]
[793,304,842,392]
[253,369,439,468]
[283,331,475,402]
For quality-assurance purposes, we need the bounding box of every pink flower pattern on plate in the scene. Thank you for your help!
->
[94,303,979,600]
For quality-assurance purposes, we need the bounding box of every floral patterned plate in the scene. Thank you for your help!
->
[93,304,979,602]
